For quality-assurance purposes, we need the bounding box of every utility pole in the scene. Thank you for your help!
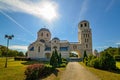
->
[5,35,14,68]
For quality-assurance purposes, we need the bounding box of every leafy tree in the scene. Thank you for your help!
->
[0,46,7,56]
[17,51,24,56]
[100,47,118,56]
[118,46,120,55]
[25,52,28,57]
[0,49,2,57]
[99,52,116,70]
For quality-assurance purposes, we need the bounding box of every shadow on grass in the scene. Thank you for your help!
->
[80,62,120,74]
[107,68,120,74]
[41,68,59,79]
[21,60,49,65]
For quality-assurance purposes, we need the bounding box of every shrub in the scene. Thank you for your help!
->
[25,64,45,80]
[114,55,120,61]
[14,57,31,61]
[90,58,100,68]
[25,64,55,80]
[41,65,54,77]
[86,54,96,66]
[99,52,116,70]
[60,63,66,67]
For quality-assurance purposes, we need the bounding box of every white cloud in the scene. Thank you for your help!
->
[116,42,120,45]
[0,0,59,22]
[96,46,108,49]
[9,45,28,51]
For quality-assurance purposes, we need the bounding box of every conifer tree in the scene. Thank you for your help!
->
[58,53,62,65]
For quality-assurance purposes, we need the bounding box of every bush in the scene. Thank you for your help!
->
[41,65,54,77]
[25,64,45,80]
[114,55,120,61]
[90,58,100,68]
[99,52,116,70]
[86,54,96,66]
[25,64,55,80]
[60,63,66,67]
[14,57,31,61]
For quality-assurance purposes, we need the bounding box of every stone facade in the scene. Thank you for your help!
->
[28,20,92,59]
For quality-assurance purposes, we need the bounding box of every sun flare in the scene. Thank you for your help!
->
[39,1,58,22]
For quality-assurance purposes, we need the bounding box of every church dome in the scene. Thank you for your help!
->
[39,28,50,32]
[37,28,51,42]
[52,37,60,40]
[80,20,89,23]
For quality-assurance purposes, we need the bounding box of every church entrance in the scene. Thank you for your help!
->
[45,53,51,59]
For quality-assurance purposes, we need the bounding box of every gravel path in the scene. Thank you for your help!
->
[60,62,100,80]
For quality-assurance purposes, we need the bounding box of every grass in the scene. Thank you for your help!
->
[0,57,65,80]
[80,62,120,80]
[0,57,26,80]
[116,61,120,69]
[43,68,65,80]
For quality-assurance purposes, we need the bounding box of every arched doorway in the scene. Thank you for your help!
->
[69,50,82,58]
[45,53,51,59]
[69,50,82,62]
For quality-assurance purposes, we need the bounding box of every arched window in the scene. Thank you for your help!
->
[41,32,43,36]
[38,46,40,52]
[81,24,83,27]
[87,39,89,42]
[88,34,89,37]
[84,23,87,27]
[47,33,49,37]
[86,44,88,48]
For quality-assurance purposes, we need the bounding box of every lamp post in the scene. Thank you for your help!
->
[5,35,14,68]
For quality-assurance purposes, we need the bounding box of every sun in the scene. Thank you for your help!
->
[39,1,58,22]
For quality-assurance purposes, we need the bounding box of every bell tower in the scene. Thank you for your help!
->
[78,20,92,55]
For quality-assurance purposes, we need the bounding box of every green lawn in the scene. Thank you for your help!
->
[80,62,120,80]
[0,57,65,80]
[116,61,120,69]
[0,57,26,80]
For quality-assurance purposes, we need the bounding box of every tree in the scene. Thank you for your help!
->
[0,49,2,57]
[118,45,120,55]
[50,51,58,68]
[17,51,24,56]
[83,50,87,58]
[25,52,28,57]
[58,53,62,65]
[99,52,116,70]
[50,49,61,68]
[83,50,88,63]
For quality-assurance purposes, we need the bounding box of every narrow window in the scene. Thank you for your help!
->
[84,23,87,27]
[47,33,49,37]
[88,34,89,37]
[87,39,89,42]
[84,34,85,37]
[81,24,83,27]
[41,33,43,36]
[38,46,40,52]
[86,44,88,48]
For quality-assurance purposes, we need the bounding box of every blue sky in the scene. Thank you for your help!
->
[0,0,120,53]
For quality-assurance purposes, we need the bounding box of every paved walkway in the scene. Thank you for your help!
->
[60,62,100,80]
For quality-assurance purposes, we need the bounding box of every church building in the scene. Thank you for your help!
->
[28,20,92,59]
